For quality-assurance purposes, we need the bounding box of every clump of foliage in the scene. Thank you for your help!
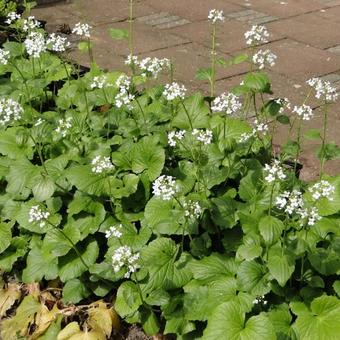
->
[1,2,340,340]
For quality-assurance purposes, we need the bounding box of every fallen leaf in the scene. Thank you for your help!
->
[0,282,21,317]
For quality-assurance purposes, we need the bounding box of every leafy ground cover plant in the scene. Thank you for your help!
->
[0,2,340,339]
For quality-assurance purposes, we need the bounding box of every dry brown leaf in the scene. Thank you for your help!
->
[68,329,106,340]
[57,321,81,340]
[87,300,120,337]
[0,282,21,317]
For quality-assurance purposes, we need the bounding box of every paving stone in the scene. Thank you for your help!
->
[226,9,278,24]
[227,0,325,18]
[268,13,340,49]
[145,0,244,21]
[137,12,190,29]
[327,45,340,55]
[316,0,340,6]
[169,19,285,54]
[313,6,340,23]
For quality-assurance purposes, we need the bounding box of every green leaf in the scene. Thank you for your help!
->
[237,244,262,261]
[0,237,27,272]
[218,54,249,67]
[22,247,58,282]
[115,281,143,317]
[63,278,91,304]
[238,170,263,202]
[315,176,340,216]
[276,114,290,125]
[58,238,99,282]
[202,302,276,340]
[317,143,340,161]
[142,309,160,336]
[293,295,340,340]
[131,136,165,181]
[244,72,271,93]
[0,127,33,159]
[237,260,270,295]
[259,216,284,245]
[268,255,295,287]
[262,99,282,116]
[78,41,90,52]
[173,92,210,129]
[108,28,129,40]
[141,238,192,292]
[188,253,238,281]
[0,222,12,253]
[195,67,212,81]
[333,281,340,297]
[211,197,238,229]
[268,304,294,339]
[304,129,321,140]
[32,176,55,202]
[39,315,62,340]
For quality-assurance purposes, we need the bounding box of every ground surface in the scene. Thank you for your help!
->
[32,0,340,180]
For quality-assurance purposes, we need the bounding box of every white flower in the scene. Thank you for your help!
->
[238,119,268,143]
[0,98,23,126]
[72,22,92,38]
[124,54,139,66]
[138,57,170,78]
[28,205,50,228]
[22,16,40,32]
[55,117,72,137]
[306,78,338,102]
[5,11,21,25]
[163,82,187,101]
[211,92,242,115]
[309,180,335,201]
[112,245,140,278]
[276,190,304,215]
[292,104,313,121]
[275,97,291,114]
[105,224,123,239]
[46,33,70,52]
[252,49,277,69]
[116,74,131,90]
[115,92,135,109]
[264,160,286,183]
[91,156,114,174]
[90,75,111,89]
[0,49,10,65]
[239,132,253,143]
[183,200,202,219]
[208,9,225,23]
[192,129,213,144]
[253,295,268,305]
[24,31,46,58]
[168,130,186,147]
[152,175,178,200]
[297,206,321,226]
[244,25,269,46]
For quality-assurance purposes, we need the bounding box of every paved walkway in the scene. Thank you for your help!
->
[32,0,340,179]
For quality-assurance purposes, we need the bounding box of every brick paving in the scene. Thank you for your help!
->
[32,0,340,179]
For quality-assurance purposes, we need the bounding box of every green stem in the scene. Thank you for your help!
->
[180,100,193,130]
[268,181,275,216]
[135,97,147,125]
[319,102,329,179]
[128,0,134,56]
[210,24,217,98]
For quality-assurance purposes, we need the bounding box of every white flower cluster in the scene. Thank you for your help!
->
[124,54,139,66]
[105,224,123,239]
[55,117,72,137]
[306,78,338,102]
[252,49,277,70]
[22,16,40,32]
[192,129,213,144]
[152,175,178,200]
[90,75,111,89]
[24,31,46,58]
[208,9,225,24]
[112,245,140,279]
[163,82,187,101]
[253,295,268,305]
[275,97,291,114]
[292,104,313,121]
[211,92,242,115]
[183,200,202,219]
[244,25,269,46]
[91,156,114,174]
[309,180,335,201]
[264,160,286,183]
[168,130,186,147]
[5,11,21,25]
[276,190,303,215]
[138,57,170,78]
[115,75,135,109]
[0,49,10,65]
[0,98,23,126]
[239,119,268,142]
[28,205,50,228]
[46,33,70,52]
[35,118,44,126]
[72,22,92,38]
[297,206,321,226]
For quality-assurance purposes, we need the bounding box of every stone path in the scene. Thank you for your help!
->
[32,0,340,180]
